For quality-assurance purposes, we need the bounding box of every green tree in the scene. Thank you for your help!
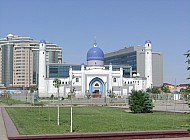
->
[181,85,190,101]
[128,90,154,113]
[151,87,161,94]
[29,85,37,94]
[53,78,61,126]
[85,90,91,99]
[184,50,190,107]
[146,88,152,93]
[108,90,116,103]
[184,50,190,79]
[146,87,160,100]
[53,78,61,98]
[161,85,170,93]
[50,94,54,100]
[29,85,37,105]
[146,87,161,94]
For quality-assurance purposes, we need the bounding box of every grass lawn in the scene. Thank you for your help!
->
[6,107,190,135]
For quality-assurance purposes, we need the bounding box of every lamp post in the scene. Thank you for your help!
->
[104,82,107,103]
[70,75,74,133]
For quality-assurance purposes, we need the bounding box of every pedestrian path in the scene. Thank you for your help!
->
[0,107,8,140]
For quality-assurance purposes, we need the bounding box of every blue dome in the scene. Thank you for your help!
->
[87,46,104,61]
[40,40,46,44]
[145,40,151,44]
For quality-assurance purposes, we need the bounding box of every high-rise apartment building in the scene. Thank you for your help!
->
[0,34,62,88]
[104,43,163,87]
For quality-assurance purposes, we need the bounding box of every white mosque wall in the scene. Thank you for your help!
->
[40,71,147,98]
[43,77,147,98]
[45,78,70,98]
[42,69,147,98]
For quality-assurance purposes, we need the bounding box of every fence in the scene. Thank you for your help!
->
[9,92,186,106]
[10,91,35,104]
[150,93,185,101]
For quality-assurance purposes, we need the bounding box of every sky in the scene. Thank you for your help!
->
[0,0,190,85]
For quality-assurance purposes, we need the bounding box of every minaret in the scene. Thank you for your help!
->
[145,40,153,89]
[81,63,85,95]
[38,40,46,97]
[108,62,112,93]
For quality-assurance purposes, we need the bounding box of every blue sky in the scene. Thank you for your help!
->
[0,0,190,85]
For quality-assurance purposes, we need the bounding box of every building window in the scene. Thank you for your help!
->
[76,78,79,82]
[113,78,116,82]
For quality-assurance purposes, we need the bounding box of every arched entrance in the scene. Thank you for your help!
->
[89,77,105,98]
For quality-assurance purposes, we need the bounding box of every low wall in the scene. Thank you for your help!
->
[7,130,190,140]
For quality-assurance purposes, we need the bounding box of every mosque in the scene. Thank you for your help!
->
[38,40,153,98]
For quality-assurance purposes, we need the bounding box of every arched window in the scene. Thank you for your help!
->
[95,83,99,86]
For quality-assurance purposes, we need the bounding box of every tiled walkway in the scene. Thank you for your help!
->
[0,107,8,140]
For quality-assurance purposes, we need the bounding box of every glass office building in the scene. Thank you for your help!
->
[105,46,163,87]
[105,51,137,72]
[47,64,81,78]
[47,64,132,79]
[1,44,14,87]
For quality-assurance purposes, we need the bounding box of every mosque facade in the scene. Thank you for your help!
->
[38,41,153,98]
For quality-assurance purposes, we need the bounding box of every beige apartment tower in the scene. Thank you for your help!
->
[0,34,62,89]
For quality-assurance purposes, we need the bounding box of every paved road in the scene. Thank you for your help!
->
[0,107,8,140]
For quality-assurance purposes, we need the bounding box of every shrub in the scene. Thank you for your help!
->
[128,90,154,113]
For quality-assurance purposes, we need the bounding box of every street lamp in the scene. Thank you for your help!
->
[70,75,74,133]
[104,82,107,103]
